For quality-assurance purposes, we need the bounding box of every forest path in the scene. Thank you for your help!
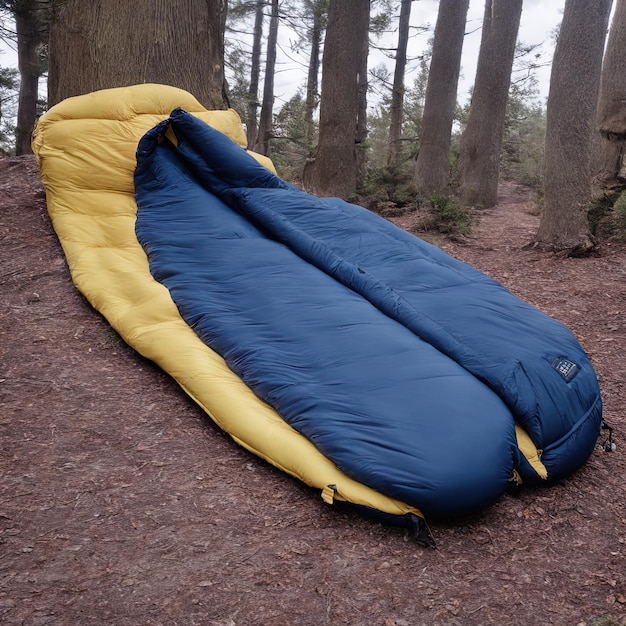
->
[1,159,625,626]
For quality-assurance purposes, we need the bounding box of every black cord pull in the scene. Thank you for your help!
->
[602,420,616,452]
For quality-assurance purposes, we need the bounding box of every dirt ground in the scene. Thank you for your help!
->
[1,154,625,626]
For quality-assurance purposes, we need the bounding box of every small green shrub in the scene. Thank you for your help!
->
[588,190,626,239]
[414,193,473,235]
[589,616,625,626]
[588,192,618,234]
[614,189,626,235]
[360,165,416,206]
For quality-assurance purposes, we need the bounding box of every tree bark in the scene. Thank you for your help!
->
[412,0,469,196]
[536,0,613,253]
[14,6,41,155]
[246,0,264,147]
[303,0,326,152]
[302,0,370,199]
[253,0,278,156]
[355,2,369,188]
[591,131,625,195]
[385,0,412,167]
[13,0,50,155]
[48,0,226,109]
[456,0,522,208]
[592,0,626,193]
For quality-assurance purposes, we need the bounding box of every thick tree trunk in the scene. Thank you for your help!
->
[48,0,226,109]
[592,0,626,193]
[412,0,469,196]
[456,0,522,208]
[253,0,278,156]
[302,0,370,199]
[536,0,613,254]
[15,7,43,156]
[386,0,412,167]
[596,0,626,136]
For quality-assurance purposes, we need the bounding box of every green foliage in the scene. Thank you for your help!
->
[369,10,393,36]
[269,92,311,182]
[454,42,547,192]
[365,103,393,171]
[363,44,453,222]
[614,189,626,235]
[223,1,258,124]
[227,0,259,20]
[0,65,18,154]
[360,163,416,207]
[500,82,546,190]
[415,193,473,235]
[447,102,467,182]
[499,42,547,190]
[224,44,251,124]
[588,189,626,240]
[398,54,430,152]
[588,192,618,233]
[285,0,329,55]
[0,117,15,153]
[224,0,327,153]
[589,617,625,626]
[366,54,430,172]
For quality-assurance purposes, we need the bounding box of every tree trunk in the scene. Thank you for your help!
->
[14,4,44,156]
[385,0,412,167]
[591,131,625,195]
[536,0,613,254]
[302,0,370,199]
[456,0,522,208]
[592,0,626,193]
[48,0,226,109]
[303,0,326,152]
[412,0,469,196]
[246,0,264,147]
[355,3,370,188]
[253,0,278,156]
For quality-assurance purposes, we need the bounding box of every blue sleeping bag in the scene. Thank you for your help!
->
[134,108,602,519]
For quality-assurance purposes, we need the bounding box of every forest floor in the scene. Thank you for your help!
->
[1,155,625,626]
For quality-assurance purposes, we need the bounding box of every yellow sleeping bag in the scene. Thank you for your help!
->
[32,84,430,542]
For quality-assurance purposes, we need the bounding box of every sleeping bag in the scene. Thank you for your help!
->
[33,84,602,544]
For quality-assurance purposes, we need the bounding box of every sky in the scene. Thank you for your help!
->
[403,0,565,105]
[0,0,568,110]
[270,0,566,110]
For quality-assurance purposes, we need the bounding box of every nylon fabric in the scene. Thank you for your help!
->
[134,109,602,516]
[136,109,602,487]
[33,84,426,527]
[32,84,603,529]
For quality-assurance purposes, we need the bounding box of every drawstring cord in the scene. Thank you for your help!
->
[602,420,616,452]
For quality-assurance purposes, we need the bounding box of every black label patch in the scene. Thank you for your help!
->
[552,357,580,383]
